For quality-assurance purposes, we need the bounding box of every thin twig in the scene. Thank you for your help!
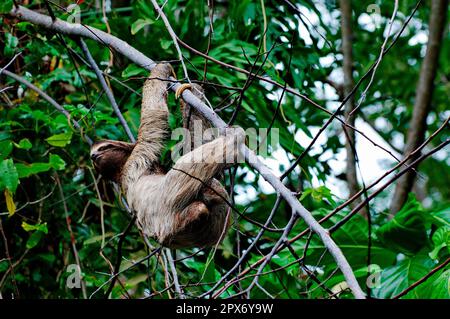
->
[349,0,399,117]
[0,219,19,296]
[165,249,185,299]
[55,174,87,299]
[104,214,137,298]
[150,0,190,82]
[79,39,135,142]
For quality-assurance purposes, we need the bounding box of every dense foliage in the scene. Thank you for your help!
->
[0,0,448,299]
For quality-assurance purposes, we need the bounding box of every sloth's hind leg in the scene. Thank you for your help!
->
[175,201,209,230]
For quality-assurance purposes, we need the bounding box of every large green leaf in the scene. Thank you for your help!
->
[15,138,32,150]
[373,251,436,299]
[377,194,428,254]
[415,269,450,299]
[122,64,147,78]
[429,226,450,260]
[26,231,44,249]
[430,207,450,227]
[0,159,19,193]
[0,140,13,160]
[46,132,73,147]
[130,18,154,35]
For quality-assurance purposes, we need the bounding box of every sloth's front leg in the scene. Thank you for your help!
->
[163,127,245,213]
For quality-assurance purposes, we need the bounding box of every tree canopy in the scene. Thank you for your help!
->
[0,0,448,299]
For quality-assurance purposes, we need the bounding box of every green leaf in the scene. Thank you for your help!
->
[299,186,336,205]
[0,140,13,160]
[416,269,450,299]
[22,222,48,234]
[15,154,66,178]
[83,232,115,245]
[121,64,147,78]
[46,132,73,147]
[15,138,32,150]
[4,33,18,56]
[37,253,56,264]
[26,231,44,249]
[49,154,66,170]
[131,18,154,35]
[161,40,172,50]
[16,163,53,178]
[0,259,8,272]
[377,194,428,254]
[373,251,436,299]
[430,207,450,227]
[0,0,13,14]
[429,226,450,260]
[203,250,217,283]
[0,159,19,193]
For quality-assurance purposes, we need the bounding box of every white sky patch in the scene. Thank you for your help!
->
[298,21,313,45]
[353,119,401,182]
[358,13,380,32]
[408,31,428,46]
[328,66,344,84]
[314,80,340,101]
[319,54,335,68]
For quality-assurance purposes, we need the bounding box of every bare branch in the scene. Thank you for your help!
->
[79,39,136,143]
[150,0,190,82]
[165,249,185,299]
[349,0,399,117]
[55,174,87,299]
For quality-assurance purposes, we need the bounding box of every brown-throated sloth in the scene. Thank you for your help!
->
[90,64,244,248]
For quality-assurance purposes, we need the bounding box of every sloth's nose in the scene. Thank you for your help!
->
[91,153,99,161]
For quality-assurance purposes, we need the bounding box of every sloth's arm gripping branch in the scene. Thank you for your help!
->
[121,64,172,190]
[163,128,245,211]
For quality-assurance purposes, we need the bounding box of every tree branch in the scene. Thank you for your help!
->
[390,0,448,215]
[339,0,360,211]
[150,0,190,82]
[79,38,136,142]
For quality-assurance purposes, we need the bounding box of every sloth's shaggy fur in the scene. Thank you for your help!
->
[91,64,244,248]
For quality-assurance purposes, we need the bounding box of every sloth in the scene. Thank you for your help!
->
[90,64,245,248]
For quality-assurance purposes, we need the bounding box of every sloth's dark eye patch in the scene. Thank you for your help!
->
[97,144,114,152]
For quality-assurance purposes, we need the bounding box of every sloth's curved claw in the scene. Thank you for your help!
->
[175,83,192,99]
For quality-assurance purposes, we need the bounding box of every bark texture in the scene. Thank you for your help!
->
[390,0,448,215]
[340,0,362,214]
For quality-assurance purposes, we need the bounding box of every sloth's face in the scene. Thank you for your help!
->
[90,140,135,183]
